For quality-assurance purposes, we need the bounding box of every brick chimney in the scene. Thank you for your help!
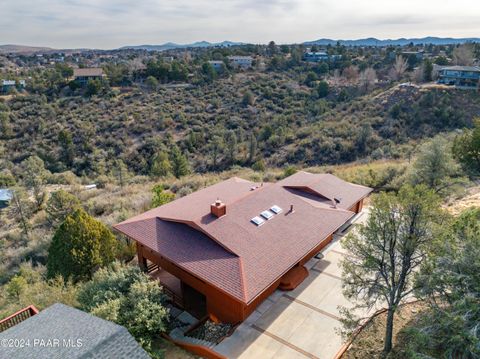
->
[211,199,226,218]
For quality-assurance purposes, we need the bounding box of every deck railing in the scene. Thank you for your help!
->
[0,305,39,333]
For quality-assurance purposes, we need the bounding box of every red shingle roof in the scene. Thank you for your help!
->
[114,172,372,303]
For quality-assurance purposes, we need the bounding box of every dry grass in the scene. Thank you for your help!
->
[444,184,480,216]
[344,302,428,359]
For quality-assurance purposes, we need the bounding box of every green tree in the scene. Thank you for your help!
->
[78,263,169,355]
[304,72,318,87]
[252,159,266,172]
[170,146,190,178]
[317,80,329,98]
[423,58,433,82]
[408,136,464,194]
[453,118,480,174]
[242,91,255,107]
[86,79,102,96]
[202,63,217,83]
[0,111,13,138]
[407,208,480,357]
[341,185,441,355]
[145,75,159,90]
[150,151,172,178]
[151,184,175,208]
[47,209,117,282]
[55,63,74,79]
[21,155,49,210]
[58,129,75,167]
[45,189,81,228]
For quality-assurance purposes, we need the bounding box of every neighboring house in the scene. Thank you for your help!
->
[1,80,25,93]
[303,51,342,63]
[115,171,372,324]
[401,50,424,61]
[437,65,480,89]
[73,67,105,85]
[207,60,225,71]
[227,56,253,69]
[0,303,149,359]
[162,56,174,63]
[0,189,13,208]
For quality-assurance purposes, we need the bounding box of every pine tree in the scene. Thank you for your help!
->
[170,146,190,178]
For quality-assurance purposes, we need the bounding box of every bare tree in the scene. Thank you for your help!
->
[342,65,359,84]
[389,55,408,81]
[359,67,377,92]
[453,44,475,66]
[9,187,33,236]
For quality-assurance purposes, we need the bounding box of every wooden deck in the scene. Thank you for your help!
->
[0,305,39,332]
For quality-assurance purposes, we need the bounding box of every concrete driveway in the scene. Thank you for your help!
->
[214,211,371,359]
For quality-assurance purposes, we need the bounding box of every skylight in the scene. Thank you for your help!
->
[251,216,265,226]
[260,210,274,220]
[270,205,283,214]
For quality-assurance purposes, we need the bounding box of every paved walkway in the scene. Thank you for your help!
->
[214,211,372,359]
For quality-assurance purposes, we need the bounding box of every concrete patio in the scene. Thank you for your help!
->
[214,211,372,359]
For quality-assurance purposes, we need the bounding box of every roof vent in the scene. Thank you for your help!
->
[211,199,226,218]
[289,204,295,213]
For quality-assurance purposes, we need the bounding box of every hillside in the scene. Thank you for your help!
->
[1,76,479,177]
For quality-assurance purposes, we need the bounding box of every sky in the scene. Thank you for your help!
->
[1,0,479,49]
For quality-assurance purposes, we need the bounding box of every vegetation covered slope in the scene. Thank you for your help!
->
[2,76,479,177]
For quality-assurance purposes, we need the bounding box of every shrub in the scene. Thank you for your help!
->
[47,209,117,281]
[78,263,169,354]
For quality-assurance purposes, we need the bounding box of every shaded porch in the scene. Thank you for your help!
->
[145,260,207,319]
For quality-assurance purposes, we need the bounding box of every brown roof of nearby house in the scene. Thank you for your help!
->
[114,172,372,304]
[73,67,104,77]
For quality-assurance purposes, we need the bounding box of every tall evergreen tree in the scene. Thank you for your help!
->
[170,146,190,178]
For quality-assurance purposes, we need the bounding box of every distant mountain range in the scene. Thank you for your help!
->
[2,37,480,54]
[303,37,480,47]
[0,44,55,54]
[120,41,244,51]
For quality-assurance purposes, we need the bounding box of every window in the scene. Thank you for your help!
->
[251,216,265,226]
[270,205,282,214]
[260,210,274,220]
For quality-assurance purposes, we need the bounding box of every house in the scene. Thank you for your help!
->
[401,50,424,61]
[303,51,342,63]
[0,303,149,359]
[207,60,225,71]
[227,56,253,69]
[437,65,480,89]
[73,67,105,85]
[0,189,13,208]
[114,171,372,324]
[1,79,25,93]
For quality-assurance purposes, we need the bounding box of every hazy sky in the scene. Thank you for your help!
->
[1,0,479,49]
